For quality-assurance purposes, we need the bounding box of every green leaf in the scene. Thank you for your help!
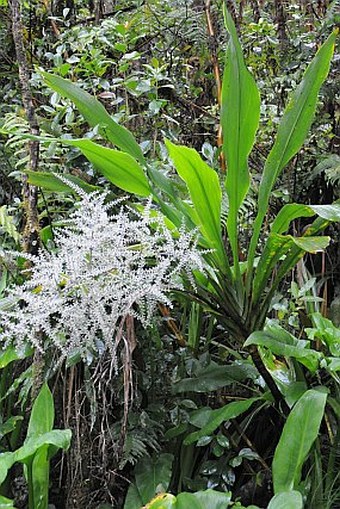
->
[252,234,293,305]
[123,483,143,509]
[145,490,232,509]
[42,72,144,163]
[272,389,327,493]
[222,9,260,276]
[0,452,15,485]
[259,30,336,214]
[176,493,203,509]
[252,234,330,306]
[0,416,23,440]
[173,363,250,394]
[184,398,259,445]
[0,495,16,508]
[244,325,321,373]
[271,203,340,235]
[62,139,151,197]
[15,429,72,464]
[247,30,336,285]
[144,493,176,509]
[307,312,340,356]
[27,384,54,439]
[165,140,225,266]
[191,489,232,508]
[0,206,19,242]
[133,453,173,505]
[290,235,330,252]
[31,445,49,509]
[25,170,99,194]
[268,491,303,509]
[0,345,33,369]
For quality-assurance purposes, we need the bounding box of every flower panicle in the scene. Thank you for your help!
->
[0,190,205,362]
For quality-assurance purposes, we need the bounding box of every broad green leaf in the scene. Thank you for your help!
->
[0,495,16,508]
[222,9,260,275]
[247,31,336,285]
[0,345,33,369]
[42,72,144,163]
[272,389,327,493]
[144,493,176,509]
[31,444,49,509]
[165,140,224,264]
[124,483,143,509]
[25,170,99,194]
[15,429,72,464]
[272,203,340,234]
[134,453,173,504]
[61,139,151,196]
[189,407,213,428]
[291,235,330,252]
[192,489,232,508]
[244,327,321,373]
[173,363,250,394]
[259,213,336,325]
[176,493,203,509]
[145,490,232,509]
[184,398,259,445]
[0,451,15,485]
[268,491,303,509]
[326,357,340,372]
[258,30,336,214]
[27,384,54,439]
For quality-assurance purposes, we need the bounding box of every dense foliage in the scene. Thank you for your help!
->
[0,1,339,508]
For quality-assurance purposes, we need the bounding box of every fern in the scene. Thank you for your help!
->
[119,414,162,469]
[3,112,66,173]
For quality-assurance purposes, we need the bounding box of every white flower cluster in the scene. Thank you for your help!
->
[0,189,203,361]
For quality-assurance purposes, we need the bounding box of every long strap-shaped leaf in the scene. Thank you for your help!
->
[272,389,327,493]
[165,140,229,273]
[42,72,145,164]
[60,138,151,197]
[222,8,260,281]
[252,203,340,306]
[247,30,337,291]
[252,213,334,330]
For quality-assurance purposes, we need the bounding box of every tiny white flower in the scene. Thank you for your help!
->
[0,188,204,362]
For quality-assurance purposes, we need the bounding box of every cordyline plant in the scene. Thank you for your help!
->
[22,11,339,409]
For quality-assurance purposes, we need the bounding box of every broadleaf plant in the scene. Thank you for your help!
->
[2,9,338,507]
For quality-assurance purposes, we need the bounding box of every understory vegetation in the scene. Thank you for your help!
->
[0,1,339,508]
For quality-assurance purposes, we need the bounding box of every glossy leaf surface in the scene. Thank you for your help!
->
[222,9,260,273]
[268,491,303,509]
[27,383,54,439]
[184,398,259,445]
[272,389,327,493]
[165,140,224,263]
[62,139,151,196]
[245,324,321,373]
[248,30,336,280]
